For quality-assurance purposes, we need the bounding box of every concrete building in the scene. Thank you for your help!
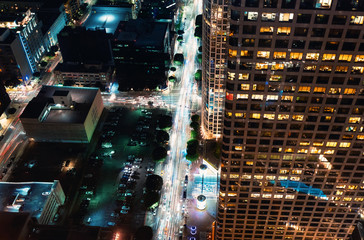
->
[56,27,114,90]
[20,85,104,142]
[218,0,364,239]
[0,181,65,225]
[201,0,227,139]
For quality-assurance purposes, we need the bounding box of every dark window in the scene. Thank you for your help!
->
[263,0,277,8]
[275,40,289,48]
[308,41,322,50]
[311,28,325,37]
[341,98,353,105]
[328,29,343,38]
[285,75,297,83]
[243,26,256,34]
[294,28,308,36]
[258,39,271,47]
[242,38,255,47]
[297,14,311,23]
[292,40,305,49]
[326,98,338,104]
[245,0,259,7]
[325,42,339,50]
[300,0,315,9]
[314,14,329,24]
[316,77,329,84]
[332,15,347,25]
[347,77,360,85]
[231,10,240,21]
[301,76,313,83]
[229,38,238,46]
[336,0,364,11]
[231,0,241,7]
[342,42,356,51]
[359,43,364,51]
[332,77,345,85]
[230,25,239,35]
[346,29,360,38]
[282,0,296,8]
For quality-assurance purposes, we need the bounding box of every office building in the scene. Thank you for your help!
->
[218,0,364,239]
[201,0,227,139]
[0,181,65,225]
[20,85,104,143]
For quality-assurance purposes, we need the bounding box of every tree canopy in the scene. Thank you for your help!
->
[152,146,167,162]
[146,174,164,192]
[144,191,160,210]
[158,115,172,129]
[156,130,169,144]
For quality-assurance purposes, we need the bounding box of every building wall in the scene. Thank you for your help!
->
[43,10,68,50]
[84,89,104,142]
[39,180,65,225]
[54,69,111,88]
[201,0,227,139]
[218,0,364,239]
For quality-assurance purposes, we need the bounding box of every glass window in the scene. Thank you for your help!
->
[260,26,274,34]
[349,117,361,123]
[352,66,364,74]
[303,65,316,71]
[257,51,270,59]
[350,16,364,25]
[339,142,351,148]
[235,113,246,118]
[319,65,332,72]
[282,96,293,102]
[256,63,268,70]
[238,73,249,80]
[278,114,289,120]
[277,27,291,35]
[290,52,303,60]
[267,95,278,101]
[335,66,348,73]
[252,94,264,100]
[244,12,258,21]
[328,88,341,94]
[264,114,275,120]
[269,75,282,81]
[279,13,294,22]
[298,86,311,92]
[271,63,284,70]
[292,115,304,121]
[355,55,364,62]
[316,0,332,9]
[314,87,326,93]
[322,54,336,61]
[344,88,356,95]
[306,53,319,61]
[250,113,261,119]
[229,49,237,57]
[326,142,337,147]
[261,13,276,21]
[273,52,286,59]
[241,84,250,90]
[237,94,248,99]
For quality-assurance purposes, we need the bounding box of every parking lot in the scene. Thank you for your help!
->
[74,107,170,232]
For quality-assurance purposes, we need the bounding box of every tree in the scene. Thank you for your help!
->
[144,191,160,210]
[177,36,183,42]
[135,226,153,240]
[146,174,163,192]
[170,67,176,72]
[197,53,202,63]
[173,53,184,66]
[158,115,172,129]
[194,26,202,39]
[177,30,184,35]
[156,130,169,144]
[40,61,47,67]
[198,46,202,52]
[195,14,202,27]
[186,139,199,161]
[50,45,59,53]
[194,70,202,82]
[190,121,199,132]
[190,130,198,139]
[168,76,177,82]
[191,114,200,123]
[152,146,167,162]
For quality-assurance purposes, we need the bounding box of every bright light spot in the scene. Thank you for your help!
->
[98,14,115,22]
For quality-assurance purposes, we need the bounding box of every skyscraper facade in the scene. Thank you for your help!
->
[218,0,364,239]
[201,0,227,139]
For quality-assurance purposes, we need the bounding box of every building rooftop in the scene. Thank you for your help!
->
[55,62,110,73]
[83,5,132,34]
[0,181,58,220]
[20,85,99,124]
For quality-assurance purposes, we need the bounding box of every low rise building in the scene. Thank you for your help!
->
[20,85,104,142]
[0,181,65,225]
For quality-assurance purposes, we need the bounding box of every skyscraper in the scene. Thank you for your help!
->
[218,0,364,239]
[201,0,228,139]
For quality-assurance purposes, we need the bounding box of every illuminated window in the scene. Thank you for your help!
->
[262,194,272,198]
[241,84,250,90]
[280,169,289,174]
[279,13,294,22]
[241,50,251,57]
[343,197,352,202]
[298,148,308,154]
[242,175,251,179]
[271,63,284,70]
[328,88,341,94]
[263,114,275,120]
[286,195,294,199]
[314,87,326,93]
[326,142,337,147]
[290,52,303,60]
[310,148,321,154]
[304,65,316,71]
[335,66,348,73]
[319,65,332,72]
[235,113,245,118]
[227,72,235,80]
[252,94,263,100]
[352,66,364,74]
[350,16,364,25]
[255,63,268,70]
[309,107,320,113]
[251,193,260,198]
[324,107,334,113]
[250,113,261,119]
[300,141,310,146]
[226,112,232,118]
[349,117,361,123]
[355,198,364,201]
[292,115,304,121]
[245,160,253,165]
[339,54,352,62]
[238,73,249,80]
[322,54,336,61]
[245,12,258,20]
[285,148,294,153]
[324,150,334,154]
[344,88,356,95]
[260,26,274,34]
[274,194,283,199]
[269,75,282,81]
[298,86,311,93]
[273,52,286,59]
[357,135,364,140]
[254,175,264,180]
[278,114,289,120]
[336,190,343,195]
[355,55,364,62]
[277,27,291,35]
[346,126,357,132]
[339,142,351,148]
[237,94,248,99]
[257,51,270,59]
[229,49,237,57]
[267,95,278,101]
[230,174,239,179]
[226,92,234,101]
[306,53,319,61]
[282,96,293,102]
[261,13,276,21]
[313,142,324,146]
[316,0,332,8]
[234,146,243,151]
